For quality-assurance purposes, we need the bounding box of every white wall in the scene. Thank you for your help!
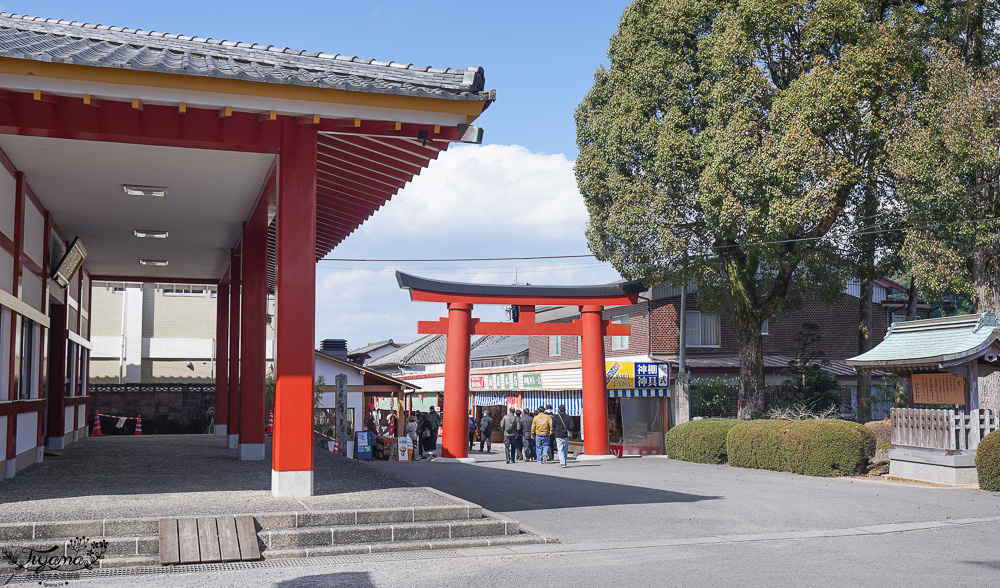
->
[0,170,13,241]
[0,416,6,459]
[64,406,74,436]
[124,286,143,383]
[22,199,43,270]
[20,268,42,311]
[314,357,364,387]
[0,248,12,294]
[77,404,86,430]
[144,337,215,359]
[15,411,36,455]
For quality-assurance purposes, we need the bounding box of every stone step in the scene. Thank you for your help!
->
[261,518,518,550]
[0,535,158,559]
[261,532,553,560]
[0,505,482,542]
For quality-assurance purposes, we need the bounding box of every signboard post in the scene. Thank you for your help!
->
[355,431,373,460]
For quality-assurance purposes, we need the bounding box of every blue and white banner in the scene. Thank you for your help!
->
[607,388,670,398]
[470,391,515,407]
[522,390,583,415]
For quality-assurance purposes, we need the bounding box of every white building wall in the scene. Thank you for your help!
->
[0,248,12,294]
[21,199,43,270]
[0,169,13,240]
[123,285,143,383]
[15,411,36,455]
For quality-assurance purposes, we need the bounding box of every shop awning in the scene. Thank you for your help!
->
[522,390,582,415]
[608,389,670,398]
[471,391,517,407]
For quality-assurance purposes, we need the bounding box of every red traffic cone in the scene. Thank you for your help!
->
[266,410,274,434]
[134,415,143,436]
[92,410,103,436]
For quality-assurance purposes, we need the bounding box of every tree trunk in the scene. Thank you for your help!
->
[905,275,918,321]
[856,276,874,423]
[736,317,766,420]
[972,238,1000,411]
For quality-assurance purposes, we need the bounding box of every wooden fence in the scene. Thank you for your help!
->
[890,408,1000,451]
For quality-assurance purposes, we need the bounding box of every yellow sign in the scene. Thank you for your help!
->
[605,362,670,389]
[912,373,966,405]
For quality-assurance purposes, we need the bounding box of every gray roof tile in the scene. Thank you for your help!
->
[0,13,492,102]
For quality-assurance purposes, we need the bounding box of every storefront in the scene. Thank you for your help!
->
[401,358,669,455]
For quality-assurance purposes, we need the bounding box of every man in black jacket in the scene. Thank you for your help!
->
[552,405,575,468]
[478,412,493,453]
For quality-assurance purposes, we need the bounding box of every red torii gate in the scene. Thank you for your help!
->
[396,272,644,460]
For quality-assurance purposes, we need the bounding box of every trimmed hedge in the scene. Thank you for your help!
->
[727,419,876,477]
[666,419,740,464]
[976,430,1000,491]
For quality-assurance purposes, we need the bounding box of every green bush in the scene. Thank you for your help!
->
[782,420,876,477]
[727,419,875,477]
[666,419,740,464]
[976,430,1000,491]
[690,378,739,418]
[727,420,790,471]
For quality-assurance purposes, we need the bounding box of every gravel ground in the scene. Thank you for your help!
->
[0,435,458,522]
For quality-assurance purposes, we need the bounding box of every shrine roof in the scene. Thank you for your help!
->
[846,313,1000,371]
[0,13,492,102]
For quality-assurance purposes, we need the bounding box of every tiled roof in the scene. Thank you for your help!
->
[847,314,1000,370]
[471,335,529,359]
[0,13,493,101]
[348,339,400,356]
[653,353,865,378]
[368,334,492,369]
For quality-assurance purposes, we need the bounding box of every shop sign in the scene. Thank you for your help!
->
[470,372,543,390]
[605,362,670,389]
[912,373,965,404]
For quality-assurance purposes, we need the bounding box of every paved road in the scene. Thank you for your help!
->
[50,453,1000,587]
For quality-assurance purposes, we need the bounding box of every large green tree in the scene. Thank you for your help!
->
[576,0,919,418]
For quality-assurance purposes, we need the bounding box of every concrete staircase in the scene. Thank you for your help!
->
[0,505,549,570]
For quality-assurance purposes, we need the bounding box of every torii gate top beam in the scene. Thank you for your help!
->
[395,271,645,306]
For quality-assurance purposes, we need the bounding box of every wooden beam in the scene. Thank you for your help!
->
[131,98,144,111]
[82,94,102,107]
[417,318,630,337]
[219,106,233,118]
[257,110,277,122]
[32,90,58,104]
[178,102,187,114]
[0,89,12,101]
[296,114,320,125]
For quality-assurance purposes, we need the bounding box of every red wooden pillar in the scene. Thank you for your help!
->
[214,269,230,437]
[227,246,242,450]
[45,303,68,449]
[239,203,267,460]
[581,305,610,457]
[442,302,473,460]
[272,120,317,497]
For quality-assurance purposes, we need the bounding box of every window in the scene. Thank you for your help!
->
[891,312,908,325]
[685,311,720,347]
[160,284,205,296]
[761,319,769,336]
[611,314,629,351]
[548,335,562,357]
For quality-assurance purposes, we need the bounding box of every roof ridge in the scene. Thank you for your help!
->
[0,12,485,86]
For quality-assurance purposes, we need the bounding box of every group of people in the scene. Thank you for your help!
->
[403,406,441,460]
[470,404,575,467]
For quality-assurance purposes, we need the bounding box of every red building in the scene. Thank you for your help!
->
[0,13,492,495]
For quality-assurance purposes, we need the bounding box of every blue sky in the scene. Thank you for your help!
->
[5,1,637,347]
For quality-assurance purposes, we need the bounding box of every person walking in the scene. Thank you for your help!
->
[404,416,419,461]
[513,409,525,461]
[552,405,575,468]
[428,406,441,452]
[468,412,477,451]
[500,407,521,464]
[418,412,435,459]
[521,409,536,462]
[478,411,494,453]
[531,408,553,464]
[544,404,556,462]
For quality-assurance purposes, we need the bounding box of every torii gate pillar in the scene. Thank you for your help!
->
[442,303,474,460]
[581,305,610,457]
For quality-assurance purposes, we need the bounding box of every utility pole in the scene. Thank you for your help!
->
[674,252,691,425]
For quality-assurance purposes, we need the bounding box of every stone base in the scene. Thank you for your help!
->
[227,434,239,450]
[239,443,265,461]
[433,457,476,464]
[576,454,617,462]
[889,447,979,486]
[272,469,313,497]
[46,435,66,450]
[215,424,228,437]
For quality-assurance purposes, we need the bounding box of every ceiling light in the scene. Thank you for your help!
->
[139,259,169,267]
[133,230,169,239]
[123,184,168,197]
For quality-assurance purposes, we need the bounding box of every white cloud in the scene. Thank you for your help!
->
[314,144,622,349]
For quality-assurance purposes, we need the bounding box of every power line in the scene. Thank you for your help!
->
[319,254,596,262]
